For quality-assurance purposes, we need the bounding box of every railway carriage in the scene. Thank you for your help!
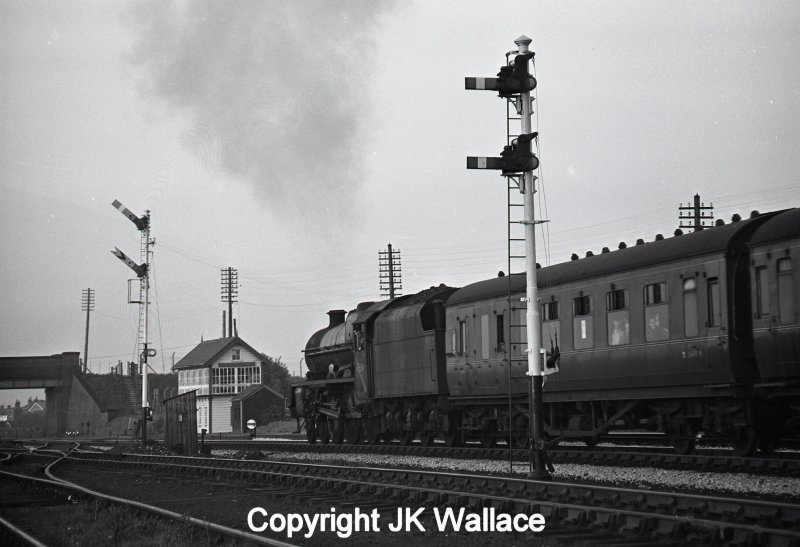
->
[747,208,800,443]
[290,208,800,456]
[446,212,777,454]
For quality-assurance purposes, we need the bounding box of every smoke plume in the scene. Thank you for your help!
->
[124,1,397,226]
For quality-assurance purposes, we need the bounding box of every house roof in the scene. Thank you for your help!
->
[231,383,285,402]
[172,336,265,371]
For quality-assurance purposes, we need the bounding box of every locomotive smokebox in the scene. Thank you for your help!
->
[304,308,354,379]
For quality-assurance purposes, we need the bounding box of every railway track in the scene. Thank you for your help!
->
[33,450,800,545]
[196,438,800,478]
[0,446,295,546]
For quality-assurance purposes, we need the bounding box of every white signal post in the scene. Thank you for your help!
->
[465,35,551,480]
[515,35,550,480]
[111,200,154,446]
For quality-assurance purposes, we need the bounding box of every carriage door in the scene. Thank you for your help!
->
[704,261,726,373]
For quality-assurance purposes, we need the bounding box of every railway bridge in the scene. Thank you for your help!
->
[0,352,81,436]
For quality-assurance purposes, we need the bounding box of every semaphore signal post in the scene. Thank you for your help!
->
[111,199,155,445]
[466,35,553,480]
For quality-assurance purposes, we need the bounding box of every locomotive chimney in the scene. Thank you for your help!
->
[327,309,346,327]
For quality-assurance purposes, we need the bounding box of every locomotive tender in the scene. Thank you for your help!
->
[290,208,799,455]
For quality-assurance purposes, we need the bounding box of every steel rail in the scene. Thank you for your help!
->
[193,438,800,476]
[0,462,298,547]
[63,451,800,545]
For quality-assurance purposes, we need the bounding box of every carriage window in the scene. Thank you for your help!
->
[606,289,628,311]
[481,314,490,360]
[756,266,770,319]
[645,283,669,342]
[542,302,561,357]
[707,278,720,327]
[458,320,467,356]
[645,282,667,305]
[778,258,794,324]
[541,301,559,320]
[606,289,629,346]
[683,278,698,337]
[496,313,505,352]
[572,295,593,349]
[573,295,591,316]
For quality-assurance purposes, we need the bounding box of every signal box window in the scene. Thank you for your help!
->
[755,266,770,319]
[707,278,720,327]
[644,282,669,342]
[683,278,698,337]
[606,289,629,346]
[232,349,241,361]
[572,295,593,350]
[778,258,794,324]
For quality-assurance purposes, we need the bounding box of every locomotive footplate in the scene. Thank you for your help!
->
[292,377,354,388]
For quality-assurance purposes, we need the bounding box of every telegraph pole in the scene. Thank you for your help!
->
[111,199,155,445]
[679,194,714,232]
[466,35,552,480]
[221,267,238,338]
[81,288,95,373]
[379,244,402,298]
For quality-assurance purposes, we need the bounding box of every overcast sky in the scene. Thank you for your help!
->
[2,1,799,405]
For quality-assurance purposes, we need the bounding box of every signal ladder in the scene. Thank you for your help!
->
[132,229,149,367]
[504,55,531,374]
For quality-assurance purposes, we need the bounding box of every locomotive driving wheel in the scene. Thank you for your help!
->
[316,415,330,444]
[344,418,363,444]
[305,417,317,444]
[364,416,382,444]
[329,417,345,444]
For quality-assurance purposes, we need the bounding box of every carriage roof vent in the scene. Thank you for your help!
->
[571,253,579,260]
[715,219,725,226]
[732,213,742,222]
[636,238,645,246]
[750,210,760,218]
[674,229,683,236]
[655,234,664,241]
[601,247,610,254]
[618,242,627,249]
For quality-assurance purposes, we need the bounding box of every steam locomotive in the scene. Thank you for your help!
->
[289,208,799,456]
